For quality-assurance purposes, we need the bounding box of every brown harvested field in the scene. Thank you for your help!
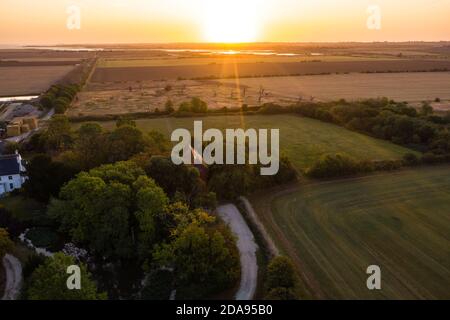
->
[0,49,93,60]
[68,79,289,117]
[98,55,397,68]
[0,60,83,67]
[0,66,76,96]
[91,60,450,82]
[70,71,450,118]
[218,72,450,102]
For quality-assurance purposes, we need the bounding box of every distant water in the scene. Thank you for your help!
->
[160,49,302,56]
[0,95,39,102]
[0,45,324,56]
[26,46,103,52]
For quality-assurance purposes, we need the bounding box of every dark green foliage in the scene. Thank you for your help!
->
[265,256,299,300]
[0,228,14,258]
[258,103,287,114]
[107,125,148,163]
[40,94,54,109]
[208,156,298,200]
[306,153,374,178]
[145,156,216,209]
[403,152,420,166]
[178,97,208,113]
[22,253,47,279]
[3,141,21,155]
[0,205,27,238]
[208,164,253,200]
[25,227,59,250]
[116,117,137,128]
[24,154,77,202]
[27,253,106,300]
[141,269,173,300]
[41,115,74,151]
[153,203,240,299]
[39,84,80,113]
[54,97,71,114]
[48,161,169,261]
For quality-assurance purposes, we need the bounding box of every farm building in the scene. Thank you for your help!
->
[0,151,27,196]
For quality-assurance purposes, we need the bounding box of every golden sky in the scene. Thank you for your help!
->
[0,0,449,44]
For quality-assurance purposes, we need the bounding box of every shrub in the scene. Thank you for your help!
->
[373,160,403,171]
[306,153,373,178]
[265,256,299,300]
[403,153,420,166]
[258,103,285,114]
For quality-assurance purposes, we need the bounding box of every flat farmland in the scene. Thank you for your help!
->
[218,72,450,102]
[98,55,395,68]
[250,166,450,299]
[72,114,417,171]
[0,66,75,96]
[91,60,450,82]
[68,79,293,117]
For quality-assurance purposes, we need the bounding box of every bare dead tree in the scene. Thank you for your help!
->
[258,86,265,103]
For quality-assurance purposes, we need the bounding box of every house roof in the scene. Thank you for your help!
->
[0,154,21,176]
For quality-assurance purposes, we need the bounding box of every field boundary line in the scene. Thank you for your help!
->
[239,197,280,258]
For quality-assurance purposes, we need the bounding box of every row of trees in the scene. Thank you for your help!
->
[40,84,81,114]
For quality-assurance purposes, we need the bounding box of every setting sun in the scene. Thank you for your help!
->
[202,0,261,43]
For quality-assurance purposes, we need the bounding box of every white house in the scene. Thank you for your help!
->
[0,151,27,195]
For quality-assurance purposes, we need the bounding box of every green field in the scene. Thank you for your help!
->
[252,166,450,299]
[74,114,417,171]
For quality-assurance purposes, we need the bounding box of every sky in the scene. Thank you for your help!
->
[0,0,449,44]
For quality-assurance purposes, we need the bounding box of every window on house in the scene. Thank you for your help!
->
[8,176,13,180]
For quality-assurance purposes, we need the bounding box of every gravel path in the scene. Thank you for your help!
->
[1,254,22,300]
[216,204,258,300]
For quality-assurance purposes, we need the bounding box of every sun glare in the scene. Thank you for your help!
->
[203,0,260,43]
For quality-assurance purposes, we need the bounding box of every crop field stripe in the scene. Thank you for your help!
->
[254,166,450,299]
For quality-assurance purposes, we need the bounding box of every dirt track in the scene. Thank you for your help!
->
[216,204,258,300]
[1,254,22,300]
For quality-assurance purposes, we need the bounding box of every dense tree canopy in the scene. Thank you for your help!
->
[153,203,239,299]
[107,125,148,163]
[74,122,107,170]
[42,115,73,151]
[48,161,168,260]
